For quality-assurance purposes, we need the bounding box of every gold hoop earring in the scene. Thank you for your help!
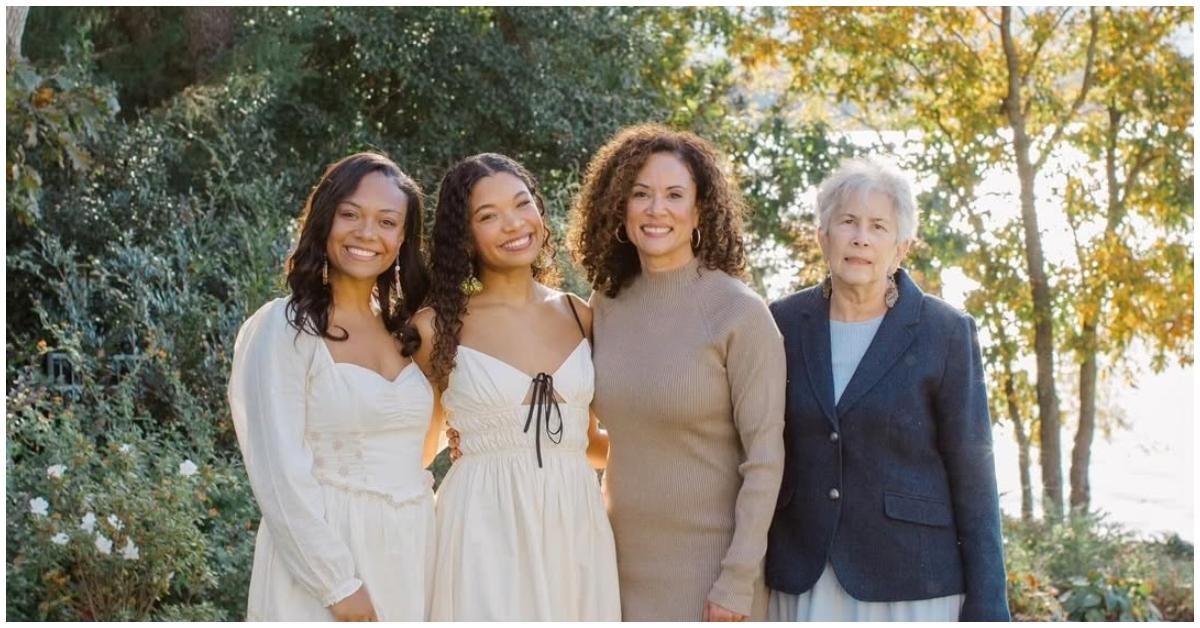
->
[614,224,629,244]
[322,258,329,286]
[691,228,701,249]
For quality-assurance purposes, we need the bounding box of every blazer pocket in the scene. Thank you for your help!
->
[883,491,952,527]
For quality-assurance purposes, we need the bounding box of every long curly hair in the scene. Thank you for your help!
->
[427,153,558,385]
[284,152,430,356]
[568,123,747,298]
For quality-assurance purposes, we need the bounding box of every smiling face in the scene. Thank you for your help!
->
[325,171,408,284]
[818,189,910,291]
[623,151,700,272]
[468,171,546,272]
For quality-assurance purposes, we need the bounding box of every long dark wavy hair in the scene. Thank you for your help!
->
[568,123,748,298]
[284,152,430,356]
[427,153,558,385]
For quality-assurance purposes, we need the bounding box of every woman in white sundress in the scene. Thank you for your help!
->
[411,153,620,621]
[228,152,436,621]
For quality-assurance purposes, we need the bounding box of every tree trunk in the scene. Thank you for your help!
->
[7,6,28,62]
[1000,7,1064,521]
[185,7,235,81]
[1070,106,1126,515]
[1006,367,1035,521]
[1070,326,1098,514]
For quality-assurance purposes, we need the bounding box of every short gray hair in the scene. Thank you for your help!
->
[815,158,918,242]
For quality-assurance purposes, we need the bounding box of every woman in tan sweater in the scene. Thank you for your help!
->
[568,124,786,621]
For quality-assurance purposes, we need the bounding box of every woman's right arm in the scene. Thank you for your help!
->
[227,302,365,611]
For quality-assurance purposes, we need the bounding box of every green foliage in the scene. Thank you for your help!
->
[7,375,218,620]
[1059,573,1161,621]
[6,43,296,621]
[1003,515,1193,621]
[24,8,203,114]
[5,47,119,227]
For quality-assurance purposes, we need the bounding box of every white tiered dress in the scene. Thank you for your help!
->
[228,298,435,621]
[429,339,622,621]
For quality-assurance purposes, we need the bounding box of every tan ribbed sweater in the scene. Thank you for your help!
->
[591,258,786,620]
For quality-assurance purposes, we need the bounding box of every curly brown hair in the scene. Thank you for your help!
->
[568,123,747,298]
[426,153,559,385]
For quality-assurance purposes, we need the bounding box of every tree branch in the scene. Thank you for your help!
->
[978,6,1001,29]
[1033,7,1100,172]
[1024,7,1072,77]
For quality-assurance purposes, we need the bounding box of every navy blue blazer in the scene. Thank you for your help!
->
[765,269,1010,621]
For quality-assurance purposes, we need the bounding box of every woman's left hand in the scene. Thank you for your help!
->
[702,600,746,622]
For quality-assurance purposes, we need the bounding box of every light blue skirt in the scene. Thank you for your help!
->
[768,563,964,622]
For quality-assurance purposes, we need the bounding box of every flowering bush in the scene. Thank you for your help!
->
[6,54,283,619]
[6,377,214,620]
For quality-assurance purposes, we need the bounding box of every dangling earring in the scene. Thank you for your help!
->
[614,224,629,244]
[884,271,899,308]
[393,258,404,303]
[821,272,832,299]
[322,258,329,286]
[691,228,701,249]
[461,274,483,297]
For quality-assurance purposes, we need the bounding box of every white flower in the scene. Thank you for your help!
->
[178,459,199,477]
[121,537,139,561]
[29,497,49,517]
[95,534,113,555]
[80,512,97,532]
[118,443,134,454]
[51,532,70,546]
[46,464,66,480]
[106,514,124,531]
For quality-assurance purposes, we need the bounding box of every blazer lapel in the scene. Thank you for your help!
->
[796,288,837,428]
[834,269,924,417]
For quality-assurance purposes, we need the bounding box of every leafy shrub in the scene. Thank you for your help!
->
[6,373,214,620]
[1059,573,1161,621]
[1004,515,1193,622]
[5,44,119,227]
[6,50,296,620]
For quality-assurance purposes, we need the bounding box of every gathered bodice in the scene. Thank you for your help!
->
[306,342,435,502]
[442,340,593,460]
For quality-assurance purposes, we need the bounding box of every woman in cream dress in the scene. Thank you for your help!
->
[228,152,436,621]
[412,153,620,621]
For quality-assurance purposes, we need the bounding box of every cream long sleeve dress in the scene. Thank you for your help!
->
[228,298,436,621]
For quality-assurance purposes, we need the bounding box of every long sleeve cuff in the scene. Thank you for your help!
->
[708,571,755,617]
[321,577,364,608]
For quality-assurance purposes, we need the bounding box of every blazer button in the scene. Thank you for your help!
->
[829,431,840,443]
[828,488,841,500]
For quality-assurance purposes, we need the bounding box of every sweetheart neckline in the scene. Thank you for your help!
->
[317,340,421,385]
[456,339,589,380]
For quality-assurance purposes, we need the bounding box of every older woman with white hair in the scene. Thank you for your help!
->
[764,159,1010,621]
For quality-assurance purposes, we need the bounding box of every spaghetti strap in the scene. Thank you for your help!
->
[564,294,586,339]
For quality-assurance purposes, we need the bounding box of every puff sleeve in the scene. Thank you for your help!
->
[228,299,362,607]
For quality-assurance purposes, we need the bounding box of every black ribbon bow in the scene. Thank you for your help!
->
[523,372,564,468]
